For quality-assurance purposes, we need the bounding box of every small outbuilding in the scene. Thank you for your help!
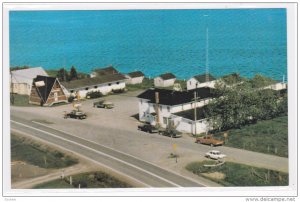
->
[10,67,48,95]
[125,71,145,84]
[29,75,68,106]
[90,66,120,78]
[187,73,216,90]
[154,73,176,87]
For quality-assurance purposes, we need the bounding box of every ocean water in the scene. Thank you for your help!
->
[9,9,287,80]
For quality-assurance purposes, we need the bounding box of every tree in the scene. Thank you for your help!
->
[56,68,69,82]
[69,66,78,81]
[205,75,286,131]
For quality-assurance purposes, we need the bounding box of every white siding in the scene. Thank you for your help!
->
[125,76,144,84]
[67,81,126,98]
[187,77,217,90]
[264,82,287,91]
[154,77,176,87]
[11,83,31,95]
[138,98,212,131]
[172,115,210,134]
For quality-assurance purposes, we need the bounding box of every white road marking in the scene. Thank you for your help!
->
[11,128,150,188]
[31,120,205,187]
[11,120,182,187]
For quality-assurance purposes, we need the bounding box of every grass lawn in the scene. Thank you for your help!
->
[34,171,132,188]
[186,160,288,186]
[11,134,78,169]
[10,94,35,107]
[213,116,288,157]
[126,78,154,91]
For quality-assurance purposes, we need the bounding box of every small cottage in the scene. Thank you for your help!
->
[154,73,176,87]
[125,71,145,84]
[90,66,120,78]
[187,73,216,90]
[29,75,68,106]
[10,67,48,95]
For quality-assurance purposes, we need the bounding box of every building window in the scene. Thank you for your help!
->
[85,87,89,90]
[143,112,146,117]
[108,83,112,86]
[116,82,120,84]
[94,86,98,89]
[140,100,142,104]
[190,81,191,85]
[163,117,168,125]
[70,90,74,93]
[160,106,162,111]
[167,106,170,112]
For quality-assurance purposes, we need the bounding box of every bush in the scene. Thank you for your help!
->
[68,96,75,103]
[86,91,103,99]
[112,88,125,94]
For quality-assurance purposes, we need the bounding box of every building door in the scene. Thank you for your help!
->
[54,92,58,101]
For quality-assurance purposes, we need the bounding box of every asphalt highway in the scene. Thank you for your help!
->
[11,115,204,187]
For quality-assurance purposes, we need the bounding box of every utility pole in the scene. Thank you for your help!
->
[205,27,209,82]
[155,92,160,126]
[192,91,201,135]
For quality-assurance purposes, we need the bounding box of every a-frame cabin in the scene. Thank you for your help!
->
[29,75,68,106]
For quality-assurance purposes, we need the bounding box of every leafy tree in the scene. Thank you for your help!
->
[56,68,69,82]
[205,75,287,131]
[69,66,78,80]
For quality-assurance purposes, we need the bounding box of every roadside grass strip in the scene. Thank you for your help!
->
[34,171,132,188]
[11,133,78,169]
[213,116,288,157]
[186,160,288,186]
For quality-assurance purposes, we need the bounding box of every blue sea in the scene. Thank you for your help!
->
[9,9,287,80]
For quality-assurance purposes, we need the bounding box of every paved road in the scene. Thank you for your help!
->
[11,116,204,188]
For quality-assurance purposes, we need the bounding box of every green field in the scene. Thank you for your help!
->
[186,160,288,186]
[11,134,78,169]
[34,171,132,188]
[10,94,35,107]
[213,116,288,157]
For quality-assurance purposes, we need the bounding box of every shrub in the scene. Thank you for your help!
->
[112,88,125,94]
[68,96,75,103]
[86,91,103,99]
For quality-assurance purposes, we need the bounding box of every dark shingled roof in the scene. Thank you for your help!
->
[158,73,176,80]
[61,74,127,89]
[193,74,216,83]
[137,87,216,106]
[93,66,120,76]
[33,75,57,102]
[173,106,209,121]
[127,71,144,78]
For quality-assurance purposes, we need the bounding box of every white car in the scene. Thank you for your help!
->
[205,150,226,160]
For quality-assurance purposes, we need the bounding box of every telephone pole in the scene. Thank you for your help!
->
[192,91,201,135]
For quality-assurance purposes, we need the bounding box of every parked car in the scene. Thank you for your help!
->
[205,150,226,160]
[93,100,114,109]
[64,110,87,120]
[195,135,224,146]
[158,129,182,138]
[138,124,158,133]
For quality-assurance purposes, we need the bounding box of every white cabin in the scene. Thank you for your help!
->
[187,74,216,90]
[154,73,176,87]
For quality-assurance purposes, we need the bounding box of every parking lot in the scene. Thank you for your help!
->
[11,90,289,185]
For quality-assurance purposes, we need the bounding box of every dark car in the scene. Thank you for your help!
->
[64,110,87,120]
[158,129,182,138]
[93,100,114,109]
[138,124,158,133]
